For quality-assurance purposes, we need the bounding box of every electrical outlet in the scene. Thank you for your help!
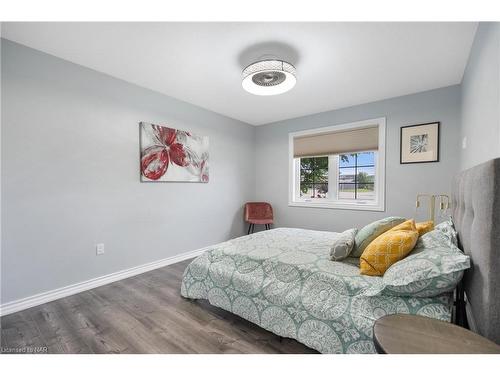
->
[96,243,105,255]
[462,136,467,149]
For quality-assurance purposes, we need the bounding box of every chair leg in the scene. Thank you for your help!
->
[251,224,255,234]
[247,223,252,235]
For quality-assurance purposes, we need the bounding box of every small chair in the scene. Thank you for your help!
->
[244,202,274,234]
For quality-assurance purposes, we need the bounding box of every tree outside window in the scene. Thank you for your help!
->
[300,156,328,198]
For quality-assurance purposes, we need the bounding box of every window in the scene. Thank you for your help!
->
[338,152,375,201]
[289,118,385,211]
[299,157,329,199]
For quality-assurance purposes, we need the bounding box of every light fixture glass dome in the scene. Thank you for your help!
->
[242,59,296,96]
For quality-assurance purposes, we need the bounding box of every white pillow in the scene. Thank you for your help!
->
[434,219,458,246]
[381,228,469,297]
[330,228,358,261]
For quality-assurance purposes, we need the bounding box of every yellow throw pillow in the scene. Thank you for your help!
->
[360,219,419,276]
[416,220,434,236]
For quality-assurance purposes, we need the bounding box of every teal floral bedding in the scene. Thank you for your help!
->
[180,228,453,354]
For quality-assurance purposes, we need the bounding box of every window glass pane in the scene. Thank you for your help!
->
[300,157,315,170]
[357,183,375,201]
[312,157,329,169]
[339,167,355,182]
[299,156,328,199]
[300,183,313,198]
[338,183,356,200]
[337,152,376,201]
[301,169,328,184]
[313,183,328,198]
[300,157,328,170]
[356,152,375,166]
[357,165,375,200]
[315,169,328,183]
[339,154,356,167]
[357,166,375,185]
[297,153,377,202]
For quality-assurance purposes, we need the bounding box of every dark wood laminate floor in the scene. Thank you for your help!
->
[0,259,317,354]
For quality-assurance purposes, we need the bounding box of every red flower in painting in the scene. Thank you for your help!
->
[141,125,188,180]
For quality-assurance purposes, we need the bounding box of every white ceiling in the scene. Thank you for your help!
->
[2,22,477,125]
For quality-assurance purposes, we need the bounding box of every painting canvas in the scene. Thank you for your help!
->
[400,122,439,164]
[140,122,209,182]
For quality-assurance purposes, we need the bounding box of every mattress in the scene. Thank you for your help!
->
[180,228,453,353]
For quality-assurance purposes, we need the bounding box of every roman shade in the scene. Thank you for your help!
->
[293,126,379,158]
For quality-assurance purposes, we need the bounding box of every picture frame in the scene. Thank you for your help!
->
[400,122,440,164]
[139,122,209,182]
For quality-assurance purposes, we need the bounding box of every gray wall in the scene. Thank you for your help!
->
[460,22,500,170]
[1,39,255,304]
[255,86,462,232]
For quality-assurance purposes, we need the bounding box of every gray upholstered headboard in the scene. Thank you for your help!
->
[451,158,500,344]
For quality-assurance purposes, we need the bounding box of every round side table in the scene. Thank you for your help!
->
[373,314,500,354]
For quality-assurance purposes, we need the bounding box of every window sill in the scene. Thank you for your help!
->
[288,200,385,212]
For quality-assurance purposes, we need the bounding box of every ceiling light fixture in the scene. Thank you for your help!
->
[242,59,296,96]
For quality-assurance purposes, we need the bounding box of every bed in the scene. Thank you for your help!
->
[180,228,453,353]
[181,158,500,352]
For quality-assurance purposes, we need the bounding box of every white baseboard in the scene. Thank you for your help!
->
[0,246,209,317]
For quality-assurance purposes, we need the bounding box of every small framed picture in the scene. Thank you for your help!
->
[400,122,440,164]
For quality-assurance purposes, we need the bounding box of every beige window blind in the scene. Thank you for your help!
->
[293,126,379,158]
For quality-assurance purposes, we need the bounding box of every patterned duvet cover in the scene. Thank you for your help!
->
[180,228,452,353]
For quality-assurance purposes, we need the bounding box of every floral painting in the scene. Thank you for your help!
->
[140,122,209,182]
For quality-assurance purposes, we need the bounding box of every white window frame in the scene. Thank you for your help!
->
[288,117,386,211]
